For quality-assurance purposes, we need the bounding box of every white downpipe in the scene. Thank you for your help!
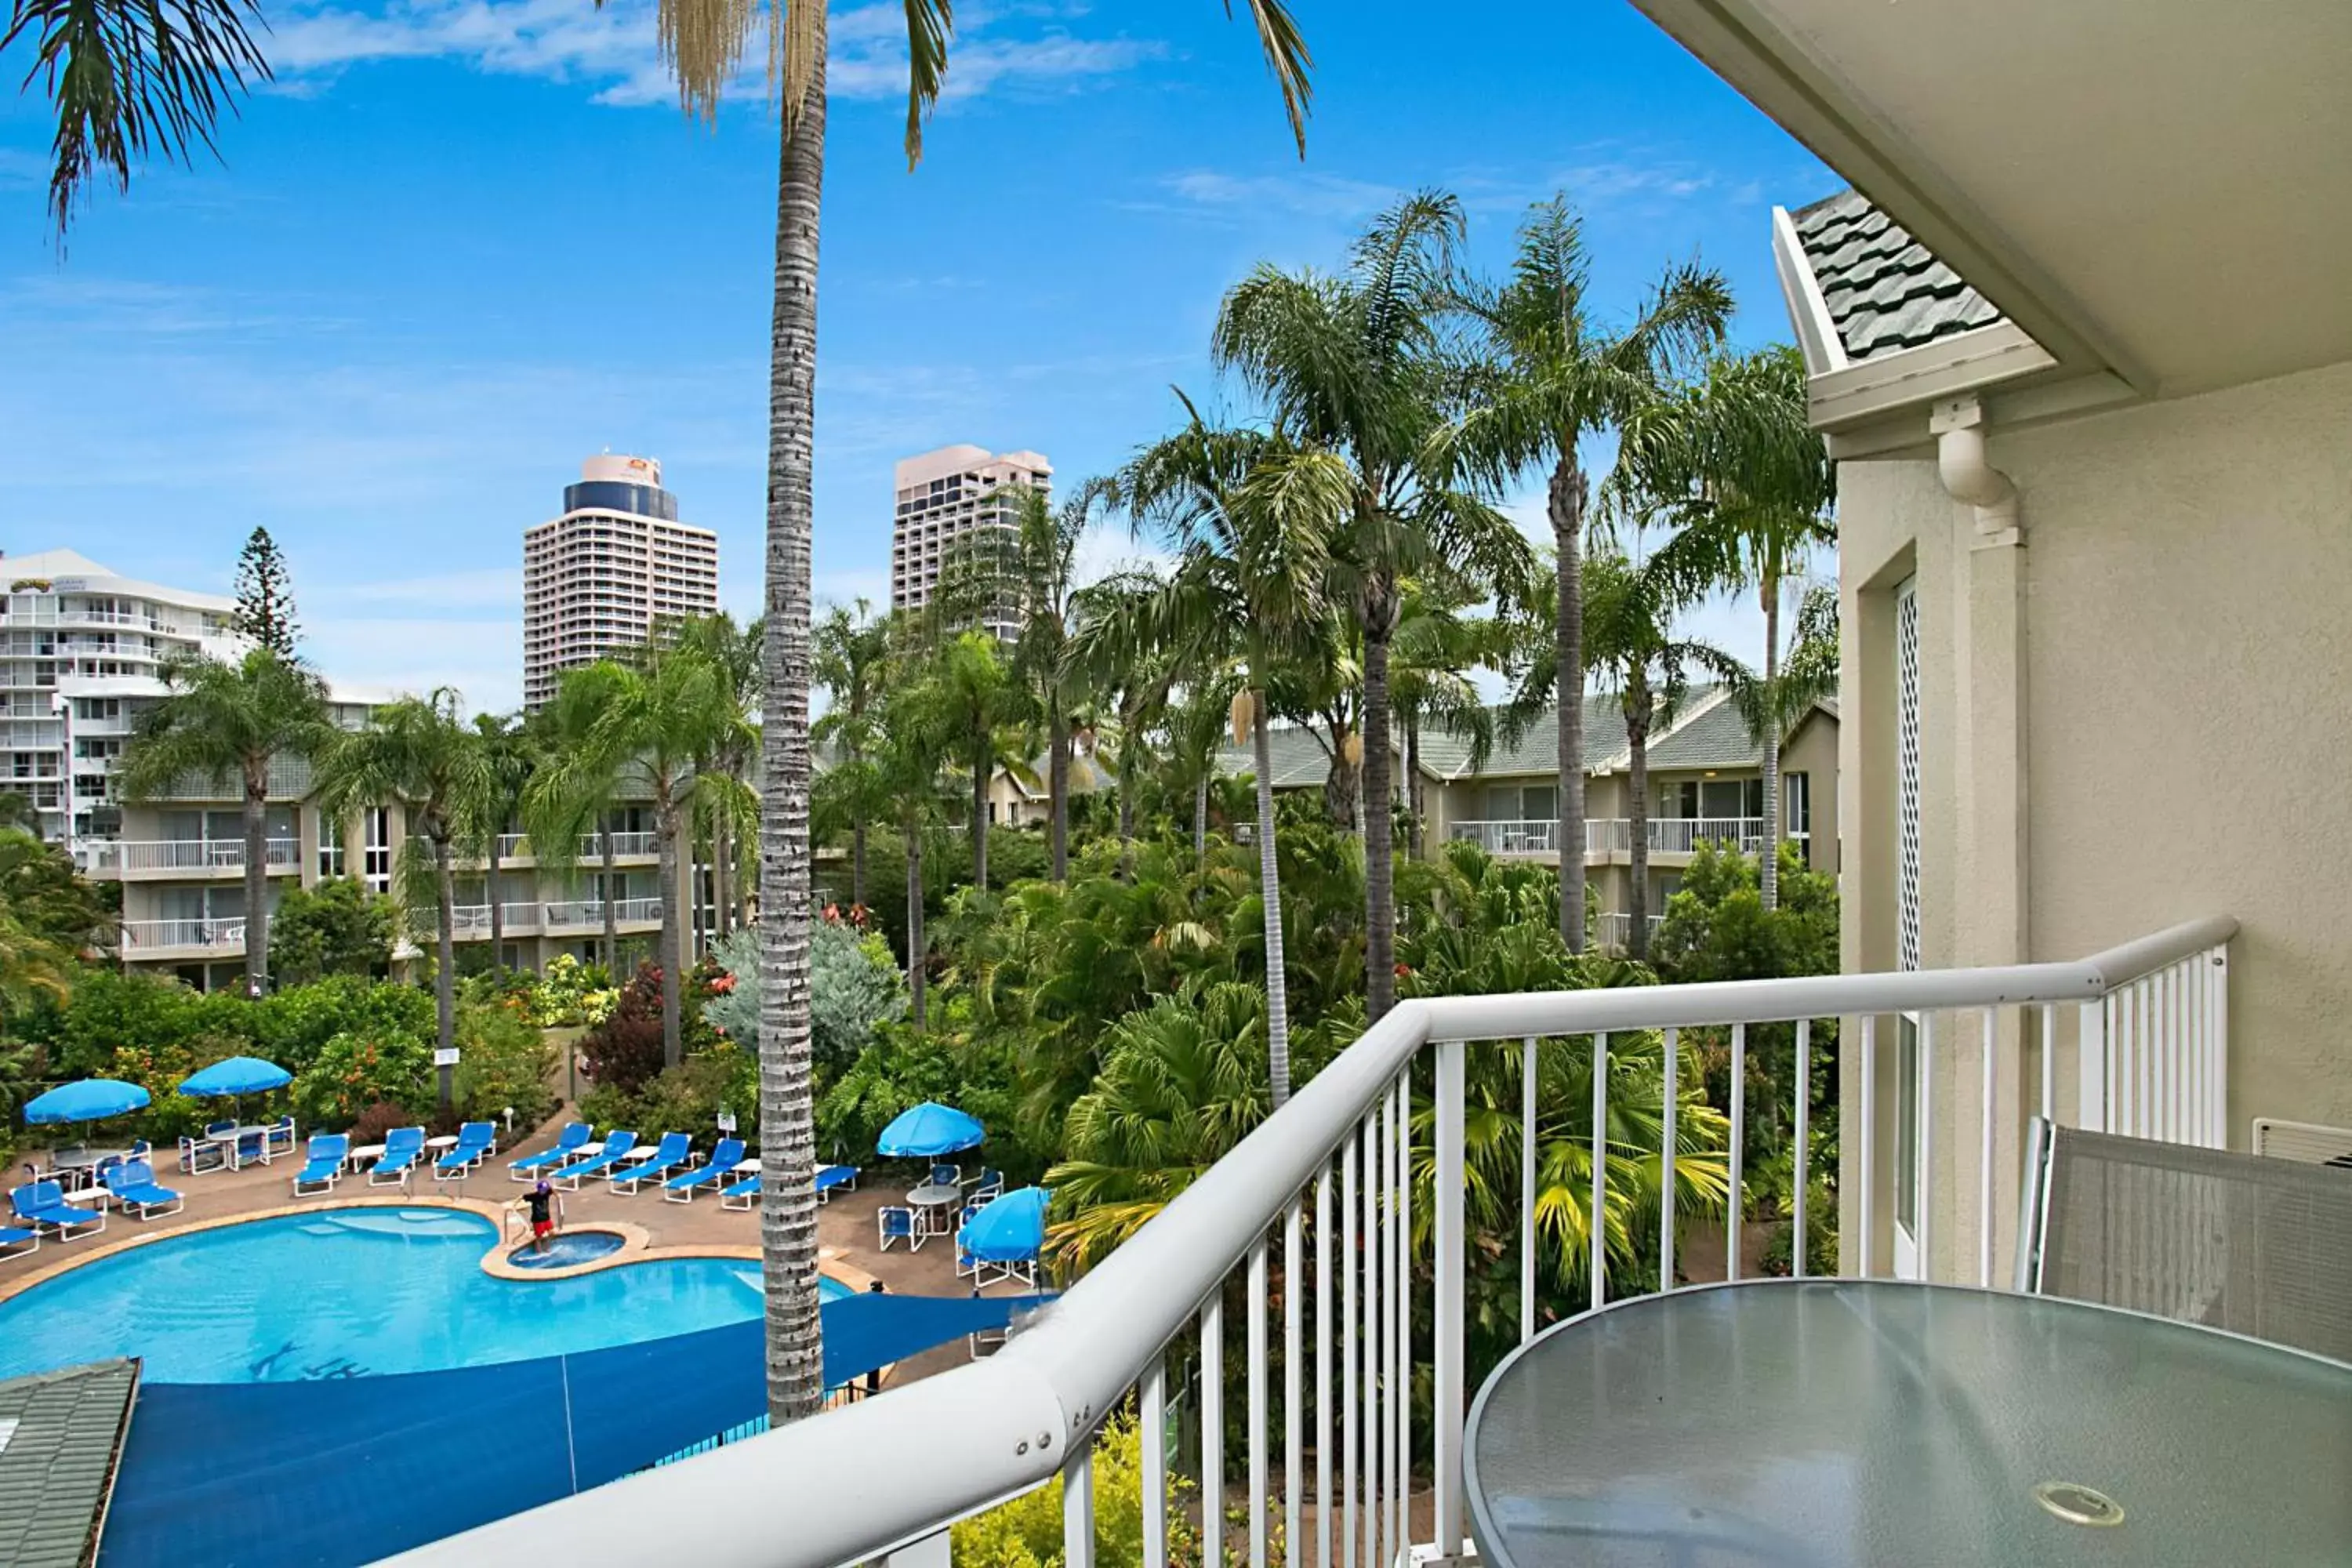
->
[1933,397,2020,544]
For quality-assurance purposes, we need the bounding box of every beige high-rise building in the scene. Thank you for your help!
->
[523,456,719,710]
[889,444,1051,640]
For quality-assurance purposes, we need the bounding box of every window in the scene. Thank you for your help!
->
[363,808,391,894]
[1785,771,1811,839]
[318,815,347,880]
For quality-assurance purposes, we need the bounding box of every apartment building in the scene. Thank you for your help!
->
[100,768,668,990]
[523,456,720,710]
[1214,684,1838,951]
[888,445,1051,639]
[1,550,245,856]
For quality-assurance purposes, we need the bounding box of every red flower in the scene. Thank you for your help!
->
[1395,963,1414,978]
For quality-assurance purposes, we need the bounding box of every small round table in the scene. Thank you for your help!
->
[348,1143,387,1170]
[426,1135,459,1152]
[907,1181,964,1238]
[1466,1279,2352,1566]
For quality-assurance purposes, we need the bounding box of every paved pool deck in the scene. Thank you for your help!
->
[0,1112,1035,1392]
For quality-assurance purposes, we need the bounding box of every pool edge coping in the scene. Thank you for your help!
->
[0,1196,875,1302]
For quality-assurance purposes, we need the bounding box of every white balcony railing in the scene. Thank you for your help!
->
[1594,910,1666,950]
[543,898,662,930]
[391,916,2236,1568]
[451,904,494,933]
[502,900,544,932]
[583,832,659,858]
[94,837,300,873]
[1446,818,1772,857]
[121,917,246,952]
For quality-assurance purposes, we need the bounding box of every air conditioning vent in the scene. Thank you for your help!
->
[2252,1117,2352,1169]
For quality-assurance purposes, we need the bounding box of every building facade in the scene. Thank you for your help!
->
[522,456,720,710]
[1211,685,1838,953]
[889,445,1052,639]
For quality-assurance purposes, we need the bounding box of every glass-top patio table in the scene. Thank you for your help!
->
[1465,1279,2352,1566]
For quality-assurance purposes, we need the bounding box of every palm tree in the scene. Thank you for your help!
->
[812,601,891,909]
[1118,405,1334,1106]
[529,645,739,1068]
[15,0,271,233]
[1214,192,1536,1021]
[674,613,764,942]
[118,648,328,998]
[641,0,1311,1431]
[1582,549,1724,961]
[1388,579,1501,859]
[467,711,532,969]
[313,688,493,1077]
[873,659,958,1031]
[987,479,1117,881]
[1069,568,1181,877]
[1617,345,1835,909]
[1447,196,1733,952]
[931,632,1033,895]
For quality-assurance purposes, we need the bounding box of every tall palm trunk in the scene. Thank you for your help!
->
[711,811,729,942]
[906,823,927,1029]
[1624,673,1654,962]
[756,28,828,1428]
[487,838,503,971]
[1759,568,1783,912]
[1116,725,1137,880]
[970,746,989,893]
[1049,706,1069,881]
[657,794,684,1069]
[434,836,456,1109]
[851,813,868,909]
[1192,775,1208,871]
[1552,459,1588,953]
[1252,697,1293,1105]
[600,812,619,972]
[240,757,267,997]
[1404,714,1424,860]
[1363,591,1398,1021]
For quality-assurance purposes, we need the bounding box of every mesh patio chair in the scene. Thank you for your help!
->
[2017,1116,2352,1363]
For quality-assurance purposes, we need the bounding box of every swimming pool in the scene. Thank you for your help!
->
[0,1208,851,1384]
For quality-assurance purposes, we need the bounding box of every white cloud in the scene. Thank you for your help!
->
[313,568,524,612]
[1146,169,1402,225]
[260,0,1166,112]
[303,615,522,713]
[1069,517,1169,589]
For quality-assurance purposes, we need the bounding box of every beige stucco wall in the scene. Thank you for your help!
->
[1838,355,2352,1270]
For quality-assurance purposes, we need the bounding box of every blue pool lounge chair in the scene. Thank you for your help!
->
[102,1160,184,1218]
[510,1123,590,1181]
[550,1130,635,1190]
[0,1223,35,1260]
[292,1134,348,1196]
[612,1131,692,1194]
[368,1127,426,1187]
[662,1138,746,1203]
[815,1164,859,1203]
[11,1181,105,1240]
[434,1122,498,1179]
[720,1174,762,1210]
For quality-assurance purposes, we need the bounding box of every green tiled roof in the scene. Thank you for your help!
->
[1214,724,1347,790]
[0,1358,140,1568]
[1792,189,2005,363]
[140,753,316,803]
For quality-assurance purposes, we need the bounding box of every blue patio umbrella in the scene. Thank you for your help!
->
[876,1101,985,1159]
[177,1056,293,1097]
[24,1078,151,1125]
[957,1185,1051,1263]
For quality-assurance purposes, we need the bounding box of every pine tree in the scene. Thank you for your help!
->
[233,528,300,659]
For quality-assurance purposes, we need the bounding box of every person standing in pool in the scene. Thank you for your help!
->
[510,1180,563,1254]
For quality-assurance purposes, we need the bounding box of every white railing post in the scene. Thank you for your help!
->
[1142,1358,1167,1568]
[2078,1000,2109,1134]
[1589,1033,1607,1312]
[1727,1022,1746,1282]
[1977,1009,1995,1289]
[1247,1239,1268,1568]
[1315,1168,1331,1568]
[1791,1019,1808,1279]
[1341,1137,1356,1568]
[1432,1037,1465,1557]
[1519,1037,1537,1343]
[1660,1026,1679,1290]
[1063,1431,1096,1568]
[1392,1077,1409,1567]
[1202,1295,1224,1568]
[1283,1200,1301,1568]
[2209,945,2230,1148]
[1918,1013,1936,1281]
[1858,1013,1876,1277]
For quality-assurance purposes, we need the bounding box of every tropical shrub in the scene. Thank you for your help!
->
[267,876,396,985]
[453,1002,558,1130]
[292,1028,434,1129]
[525,953,615,1028]
[575,964,691,1094]
[706,917,906,1067]
[949,1413,1198,1568]
[347,1098,422,1149]
[249,976,437,1075]
[577,1044,757,1150]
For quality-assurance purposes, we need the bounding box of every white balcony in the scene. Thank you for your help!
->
[393,916,2238,1568]
[1446,818,1773,858]
[92,838,301,875]
[1594,910,1666,951]
[122,916,246,954]
[582,831,659,858]
[543,898,662,931]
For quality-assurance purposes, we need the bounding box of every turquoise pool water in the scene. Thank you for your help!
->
[0,1208,851,1384]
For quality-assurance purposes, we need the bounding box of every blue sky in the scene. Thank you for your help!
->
[2,0,1835,713]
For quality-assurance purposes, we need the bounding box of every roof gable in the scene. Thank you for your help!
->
[1791,189,2005,364]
